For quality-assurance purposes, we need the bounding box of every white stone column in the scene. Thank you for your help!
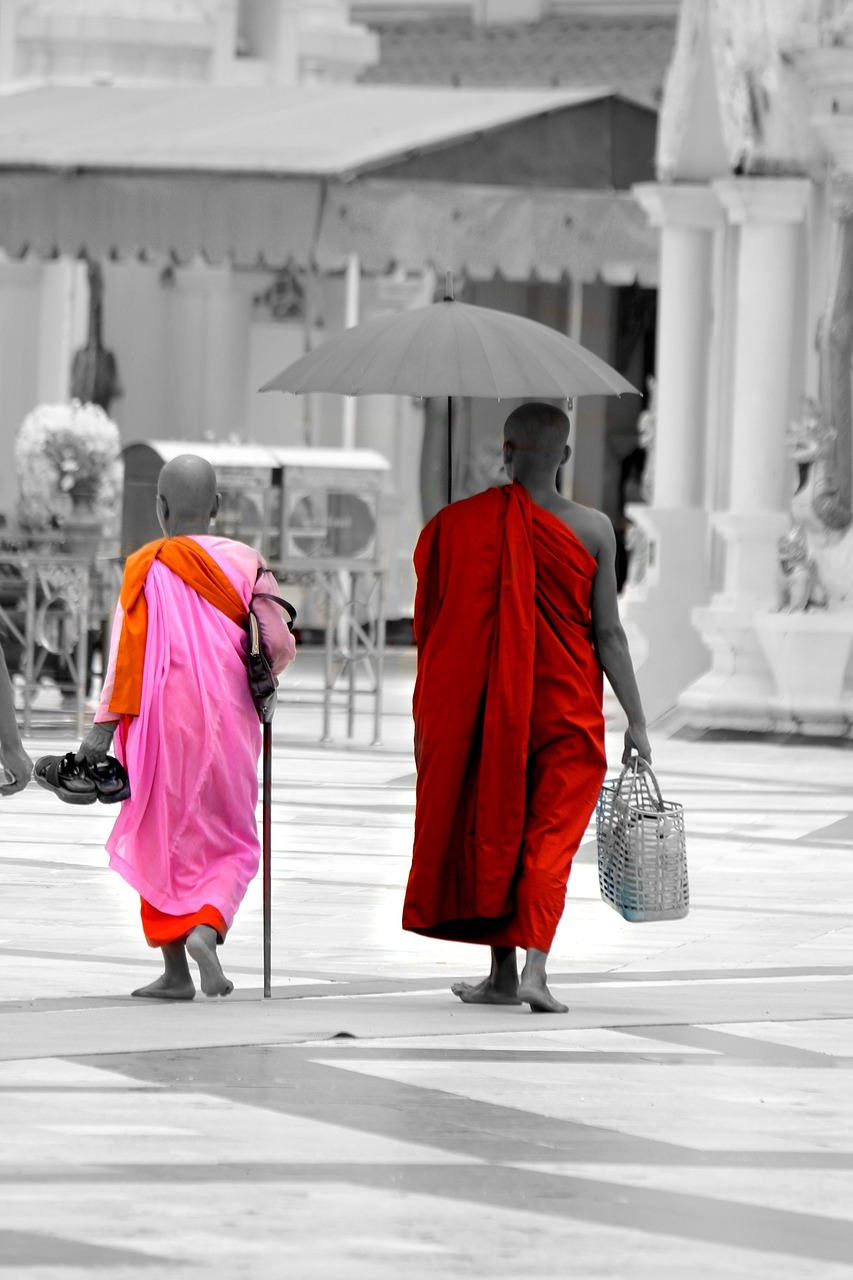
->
[341,251,360,450]
[203,265,250,441]
[0,257,41,519]
[634,184,723,509]
[37,258,88,406]
[618,185,722,724]
[713,178,811,604]
[681,178,814,733]
[0,0,22,85]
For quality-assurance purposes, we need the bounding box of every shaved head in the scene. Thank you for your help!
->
[503,403,570,478]
[157,454,219,535]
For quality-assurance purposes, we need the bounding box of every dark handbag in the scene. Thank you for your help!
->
[247,572,296,724]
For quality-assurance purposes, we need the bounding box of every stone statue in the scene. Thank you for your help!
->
[636,374,657,506]
[783,184,853,610]
[775,525,828,613]
[787,399,853,608]
[70,260,122,415]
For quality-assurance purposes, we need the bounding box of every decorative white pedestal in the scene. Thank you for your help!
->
[754,611,853,735]
[616,507,711,726]
[680,603,780,731]
[679,511,791,732]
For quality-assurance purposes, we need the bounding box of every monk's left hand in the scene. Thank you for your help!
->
[622,724,652,765]
[76,722,118,765]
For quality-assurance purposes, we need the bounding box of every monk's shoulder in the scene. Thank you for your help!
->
[438,486,505,531]
[198,535,261,580]
[554,501,612,562]
[124,539,162,575]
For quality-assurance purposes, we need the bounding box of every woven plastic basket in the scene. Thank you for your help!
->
[596,758,688,922]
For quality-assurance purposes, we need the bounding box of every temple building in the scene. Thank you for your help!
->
[621,0,853,736]
[0,0,669,622]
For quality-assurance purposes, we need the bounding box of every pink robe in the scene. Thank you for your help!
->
[95,535,295,928]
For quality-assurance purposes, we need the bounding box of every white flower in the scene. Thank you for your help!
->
[15,401,122,532]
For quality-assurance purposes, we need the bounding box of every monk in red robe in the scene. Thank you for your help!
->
[403,403,651,1012]
[77,455,294,999]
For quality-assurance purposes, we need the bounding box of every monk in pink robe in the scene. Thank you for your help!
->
[77,455,295,999]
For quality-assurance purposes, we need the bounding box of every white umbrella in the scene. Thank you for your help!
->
[261,277,638,502]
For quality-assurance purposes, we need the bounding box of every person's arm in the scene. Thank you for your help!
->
[76,600,122,765]
[588,515,652,764]
[0,647,33,796]
[253,567,296,677]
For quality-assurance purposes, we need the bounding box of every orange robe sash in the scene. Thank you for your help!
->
[109,536,247,718]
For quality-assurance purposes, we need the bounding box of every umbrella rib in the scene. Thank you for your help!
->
[261,299,637,400]
[454,304,511,397]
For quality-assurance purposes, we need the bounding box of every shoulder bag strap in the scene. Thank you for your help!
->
[253,566,297,630]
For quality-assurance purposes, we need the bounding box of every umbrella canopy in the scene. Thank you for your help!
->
[260,297,637,400]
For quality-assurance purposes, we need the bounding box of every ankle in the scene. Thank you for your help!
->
[522,949,549,981]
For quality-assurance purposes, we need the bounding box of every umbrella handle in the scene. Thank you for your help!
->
[447,395,453,506]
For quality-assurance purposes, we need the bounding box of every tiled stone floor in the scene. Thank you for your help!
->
[1,652,852,1277]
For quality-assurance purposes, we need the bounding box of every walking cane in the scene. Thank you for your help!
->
[262,716,272,998]
[250,584,296,1002]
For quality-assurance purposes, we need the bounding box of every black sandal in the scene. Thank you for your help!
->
[86,757,131,804]
[34,753,98,805]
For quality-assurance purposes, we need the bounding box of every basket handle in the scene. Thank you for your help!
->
[614,754,664,811]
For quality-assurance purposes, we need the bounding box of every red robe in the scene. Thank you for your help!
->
[403,482,607,952]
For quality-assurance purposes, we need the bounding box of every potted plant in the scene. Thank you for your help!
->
[15,400,122,552]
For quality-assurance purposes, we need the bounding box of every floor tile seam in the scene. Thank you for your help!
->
[3,1158,853,1265]
[41,1014,850,1057]
[0,1054,755,1079]
[679,902,853,919]
[0,948,349,978]
[0,857,110,869]
[0,947,386,978]
[307,1052,850,1070]
[0,1034,847,1068]
[676,832,853,848]
[6,1153,853,1175]
[3,977,852,1016]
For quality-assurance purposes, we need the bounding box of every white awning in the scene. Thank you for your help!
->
[0,84,658,283]
[316,179,658,286]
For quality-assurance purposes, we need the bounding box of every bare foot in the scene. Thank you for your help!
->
[186,925,234,997]
[131,973,196,1001]
[518,973,568,1014]
[451,978,522,1005]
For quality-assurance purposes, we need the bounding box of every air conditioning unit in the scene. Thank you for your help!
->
[276,449,390,569]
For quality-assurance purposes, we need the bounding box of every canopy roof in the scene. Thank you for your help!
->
[0,83,619,176]
[0,83,659,283]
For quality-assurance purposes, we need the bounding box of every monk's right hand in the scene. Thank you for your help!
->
[76,722,118,765]
[623,724,651,766]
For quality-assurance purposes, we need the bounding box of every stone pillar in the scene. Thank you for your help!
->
[203,265,250,441]
[0,0,21,85]
[720,180,811,514]
[37,258,88,405]
[634,184,722,509]
[711,178,811,610]
[0,257,41,519]
[617,185,722,724]
[163,263,247,442]
[681,178,813,732]
[341,251,360,450]
[212,0,240,84]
